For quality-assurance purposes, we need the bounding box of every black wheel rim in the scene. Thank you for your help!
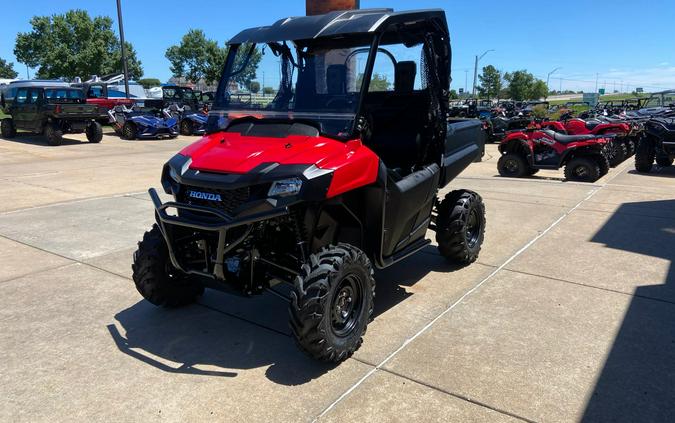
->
[504,158,519,174]
[575,165,589,177]
[466,209,482,248]
[330,273,364,337]
[182,121,191,134]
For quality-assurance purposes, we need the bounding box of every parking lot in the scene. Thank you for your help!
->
[0,132,673,422]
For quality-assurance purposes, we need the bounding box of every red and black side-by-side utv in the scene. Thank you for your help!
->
[497,128,611,182]
[132,9,487,362]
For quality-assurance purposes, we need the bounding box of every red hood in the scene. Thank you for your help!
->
[181,132,365,173]
[178,131,380,198]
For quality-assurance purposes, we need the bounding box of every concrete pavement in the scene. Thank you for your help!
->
[0,131,673,422]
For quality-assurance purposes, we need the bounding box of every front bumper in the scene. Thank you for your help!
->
[149,188,288,280]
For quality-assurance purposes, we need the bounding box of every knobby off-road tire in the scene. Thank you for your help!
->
[436,190,486,265]
[290,243,375,363]
[122,122,137,140]
[132,224,204,307]
[44,124,63,146]
[497,153,527,177]
[597,154,610,177]
[625,138,636,157]
[180,120,193,136]
[608,140,627,167]
[1,118,16,138]
[564,157,600,182]
[86,121,103,143]
[635,137,656,173]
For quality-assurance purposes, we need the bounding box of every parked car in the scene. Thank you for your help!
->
[1,85,102,145]
[132,8,487,363]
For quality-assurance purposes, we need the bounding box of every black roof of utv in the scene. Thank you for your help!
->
[228,8,448,44]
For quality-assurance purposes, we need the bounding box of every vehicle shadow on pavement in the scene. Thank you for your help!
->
[1,133,86,146]
[108,301,335,385]
[582,200,675,422]
[373,245,467,317]
[627,166,675,178]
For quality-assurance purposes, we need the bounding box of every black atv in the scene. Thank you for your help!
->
[635,117,675,172]
[132,8,487,363]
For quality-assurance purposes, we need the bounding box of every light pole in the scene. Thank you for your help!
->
[545,67,562,99]
[116,0,130,98]
[472,49,494,98]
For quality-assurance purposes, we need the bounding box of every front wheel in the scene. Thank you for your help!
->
[564,157,600,182]
[132,224,204,307]
[290,244,375,363]
[44,124,63,146]
[1,118,16,138]
[436,190,486,265]
[86,121,103,143]
[497,152,528,177]
[634,137,656,173]
[608,140,627,167]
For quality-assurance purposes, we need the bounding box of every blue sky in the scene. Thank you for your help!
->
[2,0,675,92]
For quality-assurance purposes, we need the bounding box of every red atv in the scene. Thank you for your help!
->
[542,118,634,166]
[131,9,487,362]
[498,128,611,182]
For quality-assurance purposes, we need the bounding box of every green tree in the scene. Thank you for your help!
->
[449,89,459,99]
[529,80,549,100]
[137,78,161,89]
[356,72,391,91]
[477,65,502,99]
[14,10,143,80]
[262,86,275,95]
[503,70,548,100]
[0,58,18,79]
[166,29,216,83]
[167,31,260,86]
[250,81,260,94]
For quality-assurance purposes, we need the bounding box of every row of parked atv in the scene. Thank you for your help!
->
[495,106,675,182]
[107,104,209,140]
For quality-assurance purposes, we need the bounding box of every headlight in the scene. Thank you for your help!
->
[268,178,303,197]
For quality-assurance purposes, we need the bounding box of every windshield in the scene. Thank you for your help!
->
[213,39,374,138]
[642,92,675,108]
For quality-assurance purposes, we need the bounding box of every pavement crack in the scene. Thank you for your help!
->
[379,367,538,423]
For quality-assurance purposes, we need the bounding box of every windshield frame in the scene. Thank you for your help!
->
[212,34,381,140]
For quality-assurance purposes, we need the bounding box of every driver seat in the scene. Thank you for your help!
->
[542,129,604,144]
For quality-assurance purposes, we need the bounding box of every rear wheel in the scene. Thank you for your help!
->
[132,224,204,307]
[122,122,137,140]
[44,124,63,146]
[290,244,375,363]
[635,137,656,173]
[497,152,528,177]
[180,120,193,136]
[1,118,16,138]
[564,157,600,182]
[436,190,486,265]
[86,121,103,143]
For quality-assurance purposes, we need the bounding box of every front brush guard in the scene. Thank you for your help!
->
[148,188,288,280]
